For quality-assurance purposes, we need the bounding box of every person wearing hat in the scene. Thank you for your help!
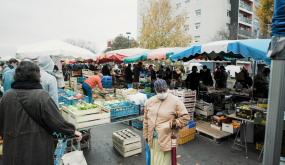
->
[143,79,190,165]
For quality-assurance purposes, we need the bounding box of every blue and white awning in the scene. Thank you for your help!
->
[170,39,271,64]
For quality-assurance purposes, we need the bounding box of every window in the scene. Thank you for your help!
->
[195,9,201,16]
[176,3,181,9]
[185,0,190,3]
[227,10,230,17]
[194,36,200,42]
[195,22,201,30]
[184,24,190,31]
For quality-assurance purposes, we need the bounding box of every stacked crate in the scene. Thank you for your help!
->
[112,129,142,157]
[170,90,196,120]
[178,120,196,145]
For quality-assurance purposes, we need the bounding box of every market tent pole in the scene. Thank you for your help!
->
[263,46,285,165]
[262,2,285,162]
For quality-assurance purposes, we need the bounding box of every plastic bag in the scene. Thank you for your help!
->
[145,142,151,165]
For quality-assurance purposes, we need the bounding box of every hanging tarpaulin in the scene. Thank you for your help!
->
[170,39,271,64]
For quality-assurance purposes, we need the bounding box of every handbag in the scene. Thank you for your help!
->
[60,136,87,165]
[61,151,87,165]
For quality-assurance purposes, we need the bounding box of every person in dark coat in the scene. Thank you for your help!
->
[101,64,111,76]
[133,62,143,83]
[234,67,252,89]
[219,66,228,88]
[253,68,270,98]
[148,65,157,82]
[186,66,200,91]
[124,64,133,88]
[0,61,82,165]
[200,65,213,87]
[164,67,172,85]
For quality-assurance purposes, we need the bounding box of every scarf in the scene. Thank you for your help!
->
[11,81,43,90]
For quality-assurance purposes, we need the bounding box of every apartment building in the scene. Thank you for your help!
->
[137,0,260,44]
[230,0,260,39]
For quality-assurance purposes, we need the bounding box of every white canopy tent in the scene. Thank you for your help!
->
[105,48,149,56]
[16,40,96,60]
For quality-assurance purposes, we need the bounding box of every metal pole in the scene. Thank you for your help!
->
[263,37,285,165]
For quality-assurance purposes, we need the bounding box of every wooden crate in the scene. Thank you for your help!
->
[112,129,142,157]
[62,106,110,129]
[181,97,196,103]
[176,91,196,97]
[184,102,196,108]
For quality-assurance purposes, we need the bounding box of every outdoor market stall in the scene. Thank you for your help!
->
[169,39,272,159]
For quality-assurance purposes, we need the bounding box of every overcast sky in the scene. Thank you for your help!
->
[0,0,137,58]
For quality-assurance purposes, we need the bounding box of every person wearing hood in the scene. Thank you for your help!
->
[2,58,19,93]
[37,55,59,106]
[143,79,190,165]
[51,65,65,89]
[0,61,82,165]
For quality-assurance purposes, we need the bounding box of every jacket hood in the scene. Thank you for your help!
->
[37,56,54,73]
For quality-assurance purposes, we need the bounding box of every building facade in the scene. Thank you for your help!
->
[137,0,260,44]
[230,0,260,39]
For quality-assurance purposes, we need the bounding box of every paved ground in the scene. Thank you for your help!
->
[84,124,261,165]
[0,123,262,165]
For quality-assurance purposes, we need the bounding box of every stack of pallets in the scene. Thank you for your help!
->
[112,129,142,157]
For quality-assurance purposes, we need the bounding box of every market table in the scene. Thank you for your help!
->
[227,113,255,159]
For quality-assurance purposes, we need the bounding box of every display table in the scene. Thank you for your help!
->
[227,114,254,159]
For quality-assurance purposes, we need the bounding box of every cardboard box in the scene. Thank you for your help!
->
[222,123,238,134]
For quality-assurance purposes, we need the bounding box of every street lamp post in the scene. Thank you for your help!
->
[126,32,131,48]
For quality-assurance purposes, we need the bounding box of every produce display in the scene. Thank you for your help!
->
[75,103,98,110]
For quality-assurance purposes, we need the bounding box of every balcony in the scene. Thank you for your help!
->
[239,16,253,25]
[239,1,253,12]
[239,29,252,38]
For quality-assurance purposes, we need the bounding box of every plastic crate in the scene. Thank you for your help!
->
[188,120,196,128]
[178,127,196,138]
[132,119,143,130]
[77,77,86,84]
[178,133,195,145]
[106,102,140,120]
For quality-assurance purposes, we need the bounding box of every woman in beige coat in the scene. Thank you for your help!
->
[143,79,190,165]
